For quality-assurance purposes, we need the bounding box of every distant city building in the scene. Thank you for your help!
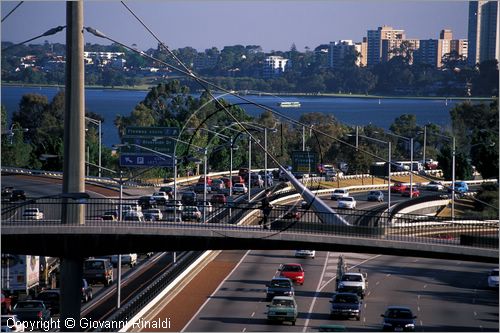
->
[358,37,368,67]
[314,44,330,68]
[450,39,469,58]
[84,51,125,67]
[329,40,358,68]
[412,29,468,68]
[263,55,289,78]
[467,1,499,65]
[381,38,420,63]
[366,25,405,66]
[414,39,438,66]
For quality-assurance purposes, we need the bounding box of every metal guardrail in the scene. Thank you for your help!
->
[2,198,498,250]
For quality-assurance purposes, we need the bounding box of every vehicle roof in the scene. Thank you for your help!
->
[282,263,303,267]
[271,277,293,281]
[386,305,413,311]
[271,296,295,301]
[343,272,363,276]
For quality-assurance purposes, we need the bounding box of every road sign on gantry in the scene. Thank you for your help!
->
[291,150,318,174]
[120,127,179,167]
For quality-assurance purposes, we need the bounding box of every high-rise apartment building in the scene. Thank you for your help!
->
[263,56,289,78]
[366,26,405,66]
[467,1,499,65]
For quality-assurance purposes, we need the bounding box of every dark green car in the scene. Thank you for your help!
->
[266,296,298,325]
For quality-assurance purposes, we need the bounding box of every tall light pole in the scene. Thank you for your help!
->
[377,131,415,198]
[430,132,456,220]
[352,133,392,212]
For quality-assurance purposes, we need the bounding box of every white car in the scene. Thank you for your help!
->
[425,181,444,191]
[487,268,499,289]
[22,208,44,220]
[151,191,169,204]
[123,210,144,222]
[330,189,349,200]
[338,196,356,209]
[294,250,316,259]
[232,183,248,194]
[143,208,163,221]
[110,254,138,267]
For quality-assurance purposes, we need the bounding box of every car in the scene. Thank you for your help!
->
[337,272,367,299]
[198,176,213,185]
[301,200,309,209]
[367,190,384,202]
[101,210,118,221]
[138,195,156,209]
[1,187,14,201]
[110,254,138,267]
[211,179,225,191]
[329,292,362,320]
[277,263,304,285]
[123,211,145,222]
[181,191,197,205]
[265,277,295,301]
[197,201,213,214]
[164,201,183,212]
[122,203,142,213]
[181,206,202,222]
[83,258,113,286]
[448,181,469,195]
[220,177,232,188]
[81,279,93,303]
[487,268,499,289]
[232,183,248,194]
[22,208,44,220]
[10,190,26,202]
[231,175,245,184]
[380,306,417,331]
[143,208,163,221]
[283,208,302,220]
[36,289,60,314]
[330,189,349,200]
[210,194,227,205]
[337,196,356,209]
[194,183,212,194]
[401,187,420,198]
[159,186,174,199]
[390,182,407,193]
[12,300,50,322]
[294,250,315,259]
[1,314,25,332]
[151,191,169,204]
[266,296,298,325]
[425,181,444,191]
[1,293,12,314]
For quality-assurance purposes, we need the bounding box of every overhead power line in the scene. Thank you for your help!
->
[1,1,23,23]
[1,25,66,52]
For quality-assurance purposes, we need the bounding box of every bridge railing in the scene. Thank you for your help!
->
[2,198,498,250]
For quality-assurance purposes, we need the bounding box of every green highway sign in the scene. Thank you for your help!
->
[121,127,179,155]
[125,127,179,137]
[291,150,318,174]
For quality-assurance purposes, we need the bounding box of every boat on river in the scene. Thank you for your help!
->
[278,101,301,108]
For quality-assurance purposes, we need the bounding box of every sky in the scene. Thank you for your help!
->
[1,1,469,52]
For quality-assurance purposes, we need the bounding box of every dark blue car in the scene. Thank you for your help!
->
[265,277,294,301]
[381,306,417,331]
[329,292,362,320]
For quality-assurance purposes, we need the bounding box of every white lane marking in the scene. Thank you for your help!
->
[367,291,371,297]
[423,284,427,289]
[319,254,381,292]
[473,311,477,316]
[376,281,380,286]
[251,312,255,317]
[413,259,419,262]
[242,328,246,332]
[418,306,420,312]
[418,295,421,300]
[180,250,251,332]
[302,252,330,332]
[420,320,423,326]
[386,274,391,277]
[364,303,367,309]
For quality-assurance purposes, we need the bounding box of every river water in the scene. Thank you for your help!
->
[1,86,460,147]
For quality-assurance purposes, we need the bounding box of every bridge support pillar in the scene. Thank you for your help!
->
[60,257,83,331]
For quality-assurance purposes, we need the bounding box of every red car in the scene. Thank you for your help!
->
[278,263,304,285]
[221,177,232,188]
[210,194,227,204]
[402,187,420,198]
[390,182,408,193]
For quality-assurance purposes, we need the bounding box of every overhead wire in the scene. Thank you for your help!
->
[1,1,23,23]
[1,25,66,52]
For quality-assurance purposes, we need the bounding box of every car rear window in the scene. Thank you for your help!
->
[85,261,104,270]
[334,294,358,303]
[270,280,291,288]
[341,274,362,282]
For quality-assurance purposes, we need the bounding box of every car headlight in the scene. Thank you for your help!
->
[284,291,292,295]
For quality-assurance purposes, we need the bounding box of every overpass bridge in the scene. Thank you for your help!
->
[2,198,498,263]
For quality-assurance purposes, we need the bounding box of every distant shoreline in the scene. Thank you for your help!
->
[1,82,496,101]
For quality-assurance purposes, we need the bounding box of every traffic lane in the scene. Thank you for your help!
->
[310,255,499,332]
[184,249,330,332]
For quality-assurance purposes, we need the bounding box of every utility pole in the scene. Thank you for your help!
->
[60,1,85,331]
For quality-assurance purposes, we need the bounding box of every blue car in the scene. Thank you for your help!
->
[448,181,469,195]
[330,292,362,320]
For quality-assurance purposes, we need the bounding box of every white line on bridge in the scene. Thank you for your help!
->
[302,252,330,332]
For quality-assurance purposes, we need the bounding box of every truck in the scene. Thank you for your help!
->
[1,255,40,298]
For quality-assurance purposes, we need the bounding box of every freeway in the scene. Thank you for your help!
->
[182,250,499,332]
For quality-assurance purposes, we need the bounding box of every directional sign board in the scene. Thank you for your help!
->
[119,154,173,167]
[291,150,318,174]
[120,127,179,167]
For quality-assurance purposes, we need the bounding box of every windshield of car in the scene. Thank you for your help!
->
[334,294,359,303]
[341,274,362,282]
[270,280,292,288]
[282,265,302,272]
[14,301,42,309]
[386,309,413,319]
[84,261,104,270]
[334,190,345,194]
[339,197,353,202]
[271,299,294,307]
[369,191,379,195]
